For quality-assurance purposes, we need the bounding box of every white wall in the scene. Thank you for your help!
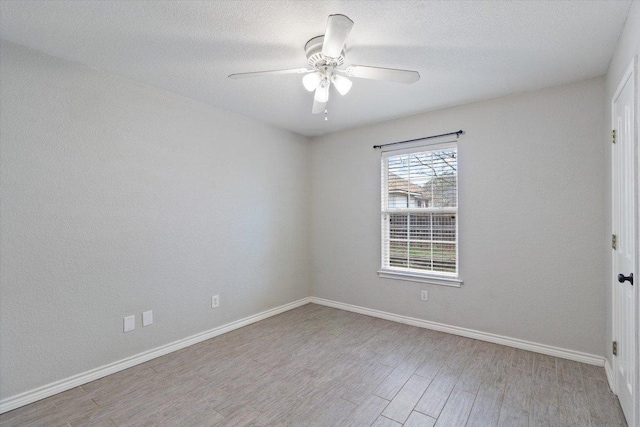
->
[310,77,606,356]
[1,22,624,403]
[0,41,311,400]
[604,0,640,371]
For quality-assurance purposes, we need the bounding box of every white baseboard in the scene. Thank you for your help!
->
[0,297,311,414]
[2,295,606,414]
[310,297,606,367]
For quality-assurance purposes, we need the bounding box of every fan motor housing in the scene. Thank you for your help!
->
[305,36,345,68]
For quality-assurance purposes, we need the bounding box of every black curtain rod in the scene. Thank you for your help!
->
[373,130,464,149]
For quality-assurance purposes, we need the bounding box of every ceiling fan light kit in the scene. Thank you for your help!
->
[331,74,352,95]
[302,72,322,92]
[314,79,330,103]
[229,14,420,115]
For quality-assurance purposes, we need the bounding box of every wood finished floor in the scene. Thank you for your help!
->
[1,304,627,427]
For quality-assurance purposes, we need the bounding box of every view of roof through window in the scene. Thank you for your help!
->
[387,148,457,209]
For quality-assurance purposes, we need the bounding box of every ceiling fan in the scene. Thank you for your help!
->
[228,14,420,115]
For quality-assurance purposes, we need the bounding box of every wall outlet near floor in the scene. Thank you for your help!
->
[142,310,153,326]
[123,315,135,332]
[211,295,219,308]
[421,290,428,301]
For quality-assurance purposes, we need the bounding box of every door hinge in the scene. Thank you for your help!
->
[613,341,618,356]
[612,129,616,144]
[612,234,617,250]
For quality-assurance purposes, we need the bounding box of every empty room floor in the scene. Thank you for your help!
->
[0,304,627,427]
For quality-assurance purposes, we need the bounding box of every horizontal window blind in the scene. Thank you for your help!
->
[381,144,458,276]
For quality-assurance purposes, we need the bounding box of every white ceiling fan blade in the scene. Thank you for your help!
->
[345,65,420,84]
[228,68,312,79]
[312,99,326,114]
[322,14,354,58]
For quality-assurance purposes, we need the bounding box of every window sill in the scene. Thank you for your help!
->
[377,269,463,287]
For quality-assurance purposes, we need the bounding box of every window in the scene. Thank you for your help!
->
[379,143,460,286]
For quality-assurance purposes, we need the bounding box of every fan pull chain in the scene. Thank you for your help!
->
[324,109,328,121]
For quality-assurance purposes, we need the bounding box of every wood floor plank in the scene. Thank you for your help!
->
[371,416,402,427]
[89,371,181,409]
[438,337,477,376]
[115,394,224,427]
[65,407,116,427]
[34,387,91,413]
[530,365,558,407]
[589,416,628,427]
[341,381,381,405]
[292,392,356,427]
[250,386,323,426]
[0,394,95,427]
[379,341,418,368]
[502,367,532,411]
[556,359,583,386]
[73,419,116,427]
[381,374,431,423]
[435,334,462,353]
[497,404,529,427]
[532,353,556,372]
[404,411,436,427]
[341,394,390,427]
[528,401,560,426]
[471,341,500,363]
[214,404,261,427]
[480,346,513,391]
[511,349,535,373]
[583,377,626,425]
[556,379,590,426]
[455,357,485,394]
[579,363,608,382]
[414,350,447,380]
[0,401,59,427]
[465,384,503,427]
[433,388,475,427]
[18,400,108,427]
[413,370,459,418]
[373,360,419,400]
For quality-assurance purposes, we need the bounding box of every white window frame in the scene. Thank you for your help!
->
[378,141,462,287]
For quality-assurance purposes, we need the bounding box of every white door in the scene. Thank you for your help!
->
[612,58,637,427]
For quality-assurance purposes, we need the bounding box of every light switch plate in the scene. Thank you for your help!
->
[123,315,135,332]
[142,310,153,326]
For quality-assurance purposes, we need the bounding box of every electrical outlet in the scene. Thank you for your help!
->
[421,290,428,301]
[123,315,135,332]
[211,295,219,308]
[142,310,153,326]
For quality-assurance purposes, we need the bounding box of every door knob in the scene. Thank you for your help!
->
[618,273,634,285]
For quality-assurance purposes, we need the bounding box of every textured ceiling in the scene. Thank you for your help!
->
[0,0,632,136]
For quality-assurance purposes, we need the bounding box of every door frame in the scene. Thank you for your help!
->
[610,55,639,427]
